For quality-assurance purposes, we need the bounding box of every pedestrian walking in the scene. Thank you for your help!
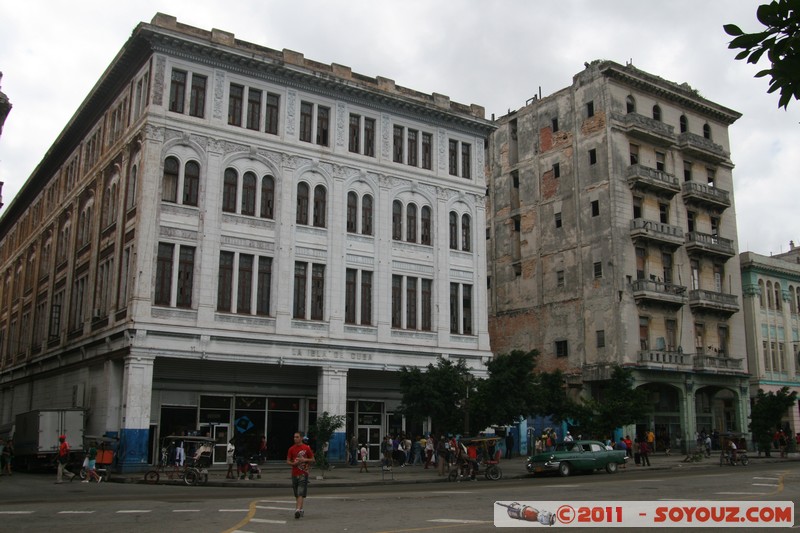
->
[505,432,514,459]
[82,442,102,483]
[55,435,74,483]
[286,432,315,520]
[358,443,369,473]
[640,439,651,467]
[226,438,236,479]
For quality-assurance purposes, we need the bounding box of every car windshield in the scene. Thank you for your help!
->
[555,442,581,452]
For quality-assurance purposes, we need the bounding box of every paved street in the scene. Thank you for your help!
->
[0,455,796,532]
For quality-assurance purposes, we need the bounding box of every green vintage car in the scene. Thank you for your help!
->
[526,440,627,477]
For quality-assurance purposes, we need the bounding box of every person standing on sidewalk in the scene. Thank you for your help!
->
[55,435,74,483]
[286,432,314,520]
[639,438,651,467]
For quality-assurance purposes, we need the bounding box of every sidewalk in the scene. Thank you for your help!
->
[116,452,800,488]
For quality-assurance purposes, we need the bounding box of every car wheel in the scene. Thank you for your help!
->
[558,462,571,477]
[144,470,159,484]
[485,465,502,481]
[606,462,618,474]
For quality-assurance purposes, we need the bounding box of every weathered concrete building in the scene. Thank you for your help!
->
[487,60,749,449]
[0,14,493,469]
[740,246,800,434]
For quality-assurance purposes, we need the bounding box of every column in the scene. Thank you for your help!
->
[118,354,155,471]
[317,367,348,462]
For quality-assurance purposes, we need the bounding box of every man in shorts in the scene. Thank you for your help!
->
[286,432,315,519]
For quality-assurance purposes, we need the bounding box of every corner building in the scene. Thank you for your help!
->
[0,14,493,469]
[487,61,749,449]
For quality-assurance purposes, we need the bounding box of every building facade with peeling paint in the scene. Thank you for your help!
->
[487,60,749,450]
[0,14,494,469]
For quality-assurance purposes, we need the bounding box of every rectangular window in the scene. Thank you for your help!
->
[665,319,677,351]
[256,256,272,316]
[556,270,565,288]
[393,126,404,163]
[551,117,559,132]
[349,114,360,153]
[450,283,459,334]
[596,330,605,348]
[360,271,372,326]
[189,74,206,118]
[391,275,402,328]
[656,151,665,171]
[462,284,472,335]
[407,129,418,167]
[246,88,261,131]
[155,243,174,306]
[636,247,646,280]
[421,132,432,169]
[633,196,642,219]
[176,246,195,308]
[555,212,562,228]
[311,264,325,320]
[237,254,253,314]
[461,143,471,179]
[589,148,597,165]
[300,102,313,143]
[683,160,693,182]
[591,200,599,217]
[587,101,595,118]
[421,279,432,331]
[217,251,234,312]
[228,84,244,126]
[406,277,417,329]
[345,269,357,324]
[265,93,280,135]
[593,261,602,279]
[659,202,669,224]
[629,144,639,165]
[448,140,458,176]
[553,162,560,178]
[316,106,330,146]
[555,340,568,357]
[364,117,376,157]
[169,69,187,113]
[293,262,307,319]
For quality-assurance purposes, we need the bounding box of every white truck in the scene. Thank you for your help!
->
[14,409,85,468]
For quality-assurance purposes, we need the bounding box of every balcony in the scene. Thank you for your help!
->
[688,289,739,314]
[677,132,730,164]
[630,218,684,248]
[638,350,691,370]
[693,354,744,373]
[626,164,680,196]
[681,181,731,209]
[684,231,736,259]
[631,279,688,307]
[614,112,676,146]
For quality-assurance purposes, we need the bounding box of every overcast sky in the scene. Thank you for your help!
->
[0,0,797,256]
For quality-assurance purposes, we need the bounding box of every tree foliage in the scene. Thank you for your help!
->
[398,357,472,434]
[724,0,800,109]
[571,365,651,439]
[308,411,346,470]
[749,387,797,453]
[469,350,540,431]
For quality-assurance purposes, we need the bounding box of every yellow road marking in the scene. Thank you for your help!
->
[221,499,257,533]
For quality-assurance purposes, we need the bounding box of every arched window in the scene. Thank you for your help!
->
[260,175,274,219]
[626,95,636,114]
[392,200,402,240]
[126,164,138,210]
[346,192,358,233]
[78,201,93,246]
[461,214,471,252]
[652,104,662,122]
[406,203,417,242]
[420,205,431,245]
[162,156,179,202]
[767,281,774,309]
[774,282,782,311]
[183,161,200,206]
[241,171,257,216]
[362,195,373,236]
[703,123,712,140]
[296,183,309,225]
[449,212,458,250]
[313,185,327,228]
[679,115,688,133]
[758,279,765,308]
[223,168,238,213]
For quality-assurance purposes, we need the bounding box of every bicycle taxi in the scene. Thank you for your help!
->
[144,435,214,486]
[719,432,749,466]
[448,436,503,481]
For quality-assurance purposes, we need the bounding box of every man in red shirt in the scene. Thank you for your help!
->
[286,432,315,519]
[56,435,74,483]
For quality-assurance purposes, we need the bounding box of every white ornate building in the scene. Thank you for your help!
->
[0,14,493,468]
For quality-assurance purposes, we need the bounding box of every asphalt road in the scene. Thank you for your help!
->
[0,462,796,532]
